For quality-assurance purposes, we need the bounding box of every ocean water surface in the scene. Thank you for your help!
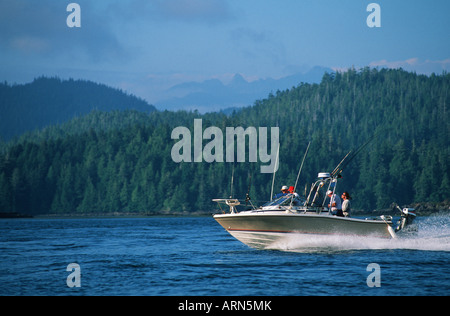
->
[0,215,449,296]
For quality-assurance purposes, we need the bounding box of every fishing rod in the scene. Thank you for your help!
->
[331,132,380,178]
[330,150,352,177]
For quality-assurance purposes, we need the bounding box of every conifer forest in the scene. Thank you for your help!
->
[0,68,449,215]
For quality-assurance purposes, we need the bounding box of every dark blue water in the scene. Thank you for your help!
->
[0,215,449,296]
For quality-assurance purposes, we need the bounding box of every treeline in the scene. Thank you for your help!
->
[0,110,246,214]
[237,68,449,210]
[0,77,156,141]
[0,68,449,215]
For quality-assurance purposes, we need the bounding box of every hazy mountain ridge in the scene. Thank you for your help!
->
[155,66,332,112]
[1,68,448,215]
[0,77,156,140]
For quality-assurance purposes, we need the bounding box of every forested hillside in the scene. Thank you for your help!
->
[0,77,156,140]
[0,68,448,215]
[237,68,449,210]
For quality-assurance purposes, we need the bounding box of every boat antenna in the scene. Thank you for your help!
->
[245,167,253,207]
[291,142,310,207]
[269,144,280,201]
[269,110,280,201]
[293,142,311,194]
[229,162,235,198]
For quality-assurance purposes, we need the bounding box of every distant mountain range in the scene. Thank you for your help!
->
[154,66,332,112]
[0,67,332,140]
[1,68,448,215]
[0,77,156,140]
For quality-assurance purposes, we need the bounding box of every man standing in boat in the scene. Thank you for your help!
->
[327,190,343,217]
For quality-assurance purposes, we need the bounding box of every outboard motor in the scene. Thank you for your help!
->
[395,207,418,234]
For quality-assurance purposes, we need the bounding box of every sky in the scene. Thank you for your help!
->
[1,0,449,108]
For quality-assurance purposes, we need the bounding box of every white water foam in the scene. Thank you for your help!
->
[268,214,450,253]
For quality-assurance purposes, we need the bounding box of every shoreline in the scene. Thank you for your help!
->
[31,211,216,219]
[1,201,448,219]
[2,211,448,220]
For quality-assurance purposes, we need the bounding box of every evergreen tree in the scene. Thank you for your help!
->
[0,68,448,214]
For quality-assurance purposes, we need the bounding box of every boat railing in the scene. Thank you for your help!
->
[214,171,343,215]
[304,173,341,212]
[212,199,241,214]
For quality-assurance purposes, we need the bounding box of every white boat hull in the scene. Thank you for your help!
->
[214,211,396,249]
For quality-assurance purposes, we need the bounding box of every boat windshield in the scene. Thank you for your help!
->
[262,194,304,207]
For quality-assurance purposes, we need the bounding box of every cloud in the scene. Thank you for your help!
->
[230,27,268,43]
[369,58,419,69]
[229,26,287,72]
[154,0,234,24]
[107,0,234,25]
[9,36,50,54]
[0,0,126,63]
[0,1,57,52]
[369,58,450,74]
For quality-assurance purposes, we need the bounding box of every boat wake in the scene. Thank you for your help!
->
[268,214,450,253]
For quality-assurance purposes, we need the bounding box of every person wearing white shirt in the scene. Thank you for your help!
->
[327,190,343,217]
[341,192,352,217]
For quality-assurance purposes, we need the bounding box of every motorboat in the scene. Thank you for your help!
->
[213,162,417,249]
